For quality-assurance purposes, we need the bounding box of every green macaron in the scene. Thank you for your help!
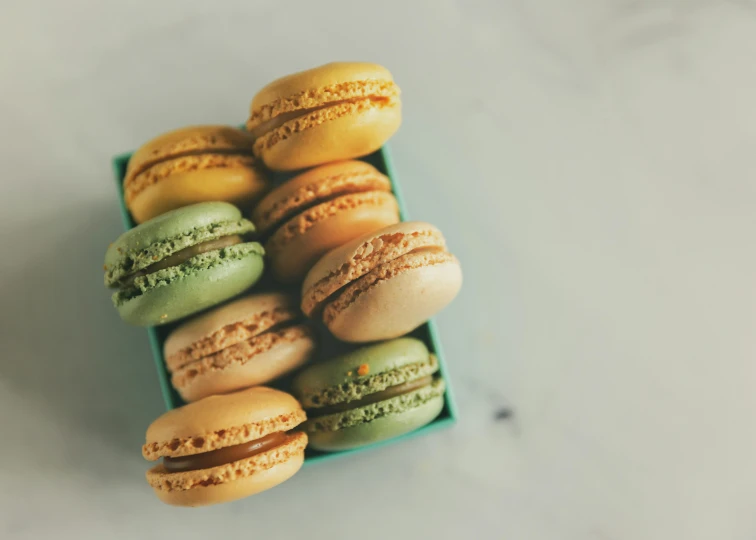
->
[104,202,265,326]
[292,337,445,451]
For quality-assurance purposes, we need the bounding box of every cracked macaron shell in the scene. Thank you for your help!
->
[246,62,401,171]
[104,202,255,287]
[292,337,437,408]
[124,126,269,224]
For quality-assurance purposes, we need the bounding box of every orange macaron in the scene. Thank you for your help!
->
[252,160,400,283]
[143,387,307,507]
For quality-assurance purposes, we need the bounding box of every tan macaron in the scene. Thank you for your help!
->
[143,387,307,507]
[301,222,462,342]
[252,160,400,283]
[125,126,270,223]
[246,62,401,170]
[164,293,316,402]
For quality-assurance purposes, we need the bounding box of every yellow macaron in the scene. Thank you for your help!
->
[246,62,401,171]
[125,125,270,223]
[142,387,307,507]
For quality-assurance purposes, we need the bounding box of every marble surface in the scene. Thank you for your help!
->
[1,0,755,538]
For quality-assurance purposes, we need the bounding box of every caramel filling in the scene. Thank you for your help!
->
[310,376,433,418]
[163,432,289,473]
[121,235,243,288]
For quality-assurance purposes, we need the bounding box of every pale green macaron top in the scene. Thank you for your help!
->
[104,202,265,326]
[291,337,445,451]
[104,201,256,286]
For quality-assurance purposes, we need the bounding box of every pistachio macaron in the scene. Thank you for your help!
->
[246,62,401,170]
[292,338,445,451]
[124,126,270,224]
[301,221,462,342]
[164,292,316,402]
[104,202,265,326]
[252,160,400,283]
[143,387,307,507]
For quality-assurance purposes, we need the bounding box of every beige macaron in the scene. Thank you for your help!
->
[164,292,316,402]
[252,160,400,284]
[143,387,307,507]
[246,62,401,171]
[301,221,462,342]
[125,125,270,224]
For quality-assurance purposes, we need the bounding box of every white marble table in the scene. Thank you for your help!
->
[1,1,754,538]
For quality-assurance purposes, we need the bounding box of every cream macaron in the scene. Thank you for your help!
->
[301,221,462,342]
[246,62,401,171]
[164,292,316,402]
[252,160,400,283]
[143,387,307,507]
[125,126,270,224]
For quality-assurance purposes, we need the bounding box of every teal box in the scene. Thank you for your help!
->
[111,145,458,465]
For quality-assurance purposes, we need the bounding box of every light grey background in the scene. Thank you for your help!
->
[1,1,754,538]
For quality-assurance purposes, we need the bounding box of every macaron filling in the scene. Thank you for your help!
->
[163,431,291,473]
[308,375,434,418]
[118,235,244,288]
[247,79,400,141]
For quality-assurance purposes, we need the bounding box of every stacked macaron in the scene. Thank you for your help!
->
[106,61,462,507]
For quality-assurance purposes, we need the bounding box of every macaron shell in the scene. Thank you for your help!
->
[105,201,251,282]
[173,325,316,402]
[256,101,401,171]
[249,62,394,113]
[292,337,431,403]
[128,165,269,224]
[148,433,306,507]
[163,292,296,366]
[267,192,400,283]
[251,160,390,235]
[307,393,444,452]
[115,247,264,326]
[144,386,304,460]
[301,221,445,316]
[324,254,462,342]
[125,125,257,185]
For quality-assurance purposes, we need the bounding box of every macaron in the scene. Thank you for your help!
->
[301,221,462,342]
[124,125,270,224]
[164,292,317,402]
[252,160,400,283]
[143,387,308,507]
[292,338,445,451]
[104,202,265,326]
[246,62,401,171]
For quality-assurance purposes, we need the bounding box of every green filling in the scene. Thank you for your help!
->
[105,219,255,287]
[306,378,445,432]
[300,357,439,409]
[111,243,264,307]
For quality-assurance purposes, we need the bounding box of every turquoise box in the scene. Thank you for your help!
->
[111,145,458,465]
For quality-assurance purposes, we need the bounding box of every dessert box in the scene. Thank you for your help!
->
[112,144,458,465]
